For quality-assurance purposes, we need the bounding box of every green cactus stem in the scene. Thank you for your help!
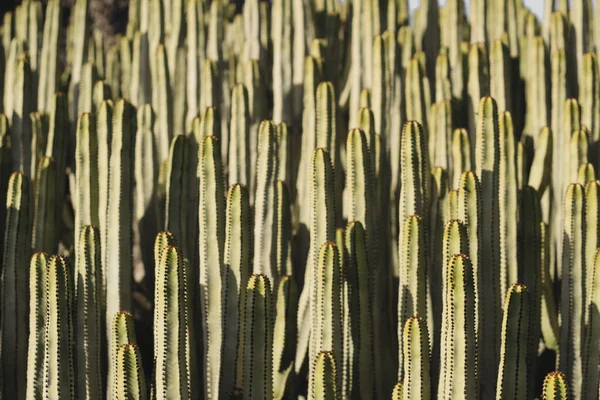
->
[75,225,104,400]
[309,242,343,397]
[402,316,430,400]
[311,351,338,400]
[198,135,225,399]
[273,275,298,400]
[224,184,251,395]
[439,254,478,400]
[115,343,147,400]
[495,284,530,400]
[154,245,195,398]
[43,255,75,400]
[542,371,569,400]
[582,248,600,399]
[560,183,585,396]
[1,172,31,399]
[26,252,49,400]
[243,274,274,400]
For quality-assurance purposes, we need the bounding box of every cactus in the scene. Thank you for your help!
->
[228,84,251,187]
[495,284,530,400]
[311,351,338,400]
[309,242,343,397]
[273,275,298,399]
[152,44,173,164]
[402,316,430,400]
[391,381,404,400]
[296,148,335,373]
[438,254,478,400]
[75,113,99,240]
[223,184,251,395]
[518,187,543,398]
[12,55,33,176]
[110,311,138,398]
[582,248,600,399]
[32,156,58,253]
[343,221,375,399]
[397,215,427,380]
[105,99,136,340]
[542,371,569,400]
[37,0,61,112]
[243,274,273,400]
[474,97,502,396]
[153,245,195,398]
[26,252,49,400]
[115,343,147,400]
[560,183,585,396]
[540,221,560,351]
[275,180,292,277]
[253,120,278,281]
[77,62,99,116]
[1,172,31,399]
[43,255,75,400]
[75,225,104,400]
[164,134,196,259]
[198,135,225,399]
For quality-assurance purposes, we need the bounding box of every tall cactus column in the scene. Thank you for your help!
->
[105,99,137,373]
[474,97,502,396]
[198,135,225,399]
[1,172,31,399]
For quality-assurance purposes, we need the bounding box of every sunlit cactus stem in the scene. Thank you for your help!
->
[110,311,137,399]
[115,343,147,400]
[496,284,530,400]
[43,255,75,400]
[243,274,274,400]
[309,242,343,398]
[542,371,569,400]
[311,351,338,400]
[402,316,430,400]
[560,183,585,396]
[26,252,49,400]
[273,274,298,400]
[75,225,104,400]
[154,245,195,399]
[197,135,225,399]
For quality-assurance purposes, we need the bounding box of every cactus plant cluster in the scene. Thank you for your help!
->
[0,0,600,399]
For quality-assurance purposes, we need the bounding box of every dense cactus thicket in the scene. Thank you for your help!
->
[0,0,599,399]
